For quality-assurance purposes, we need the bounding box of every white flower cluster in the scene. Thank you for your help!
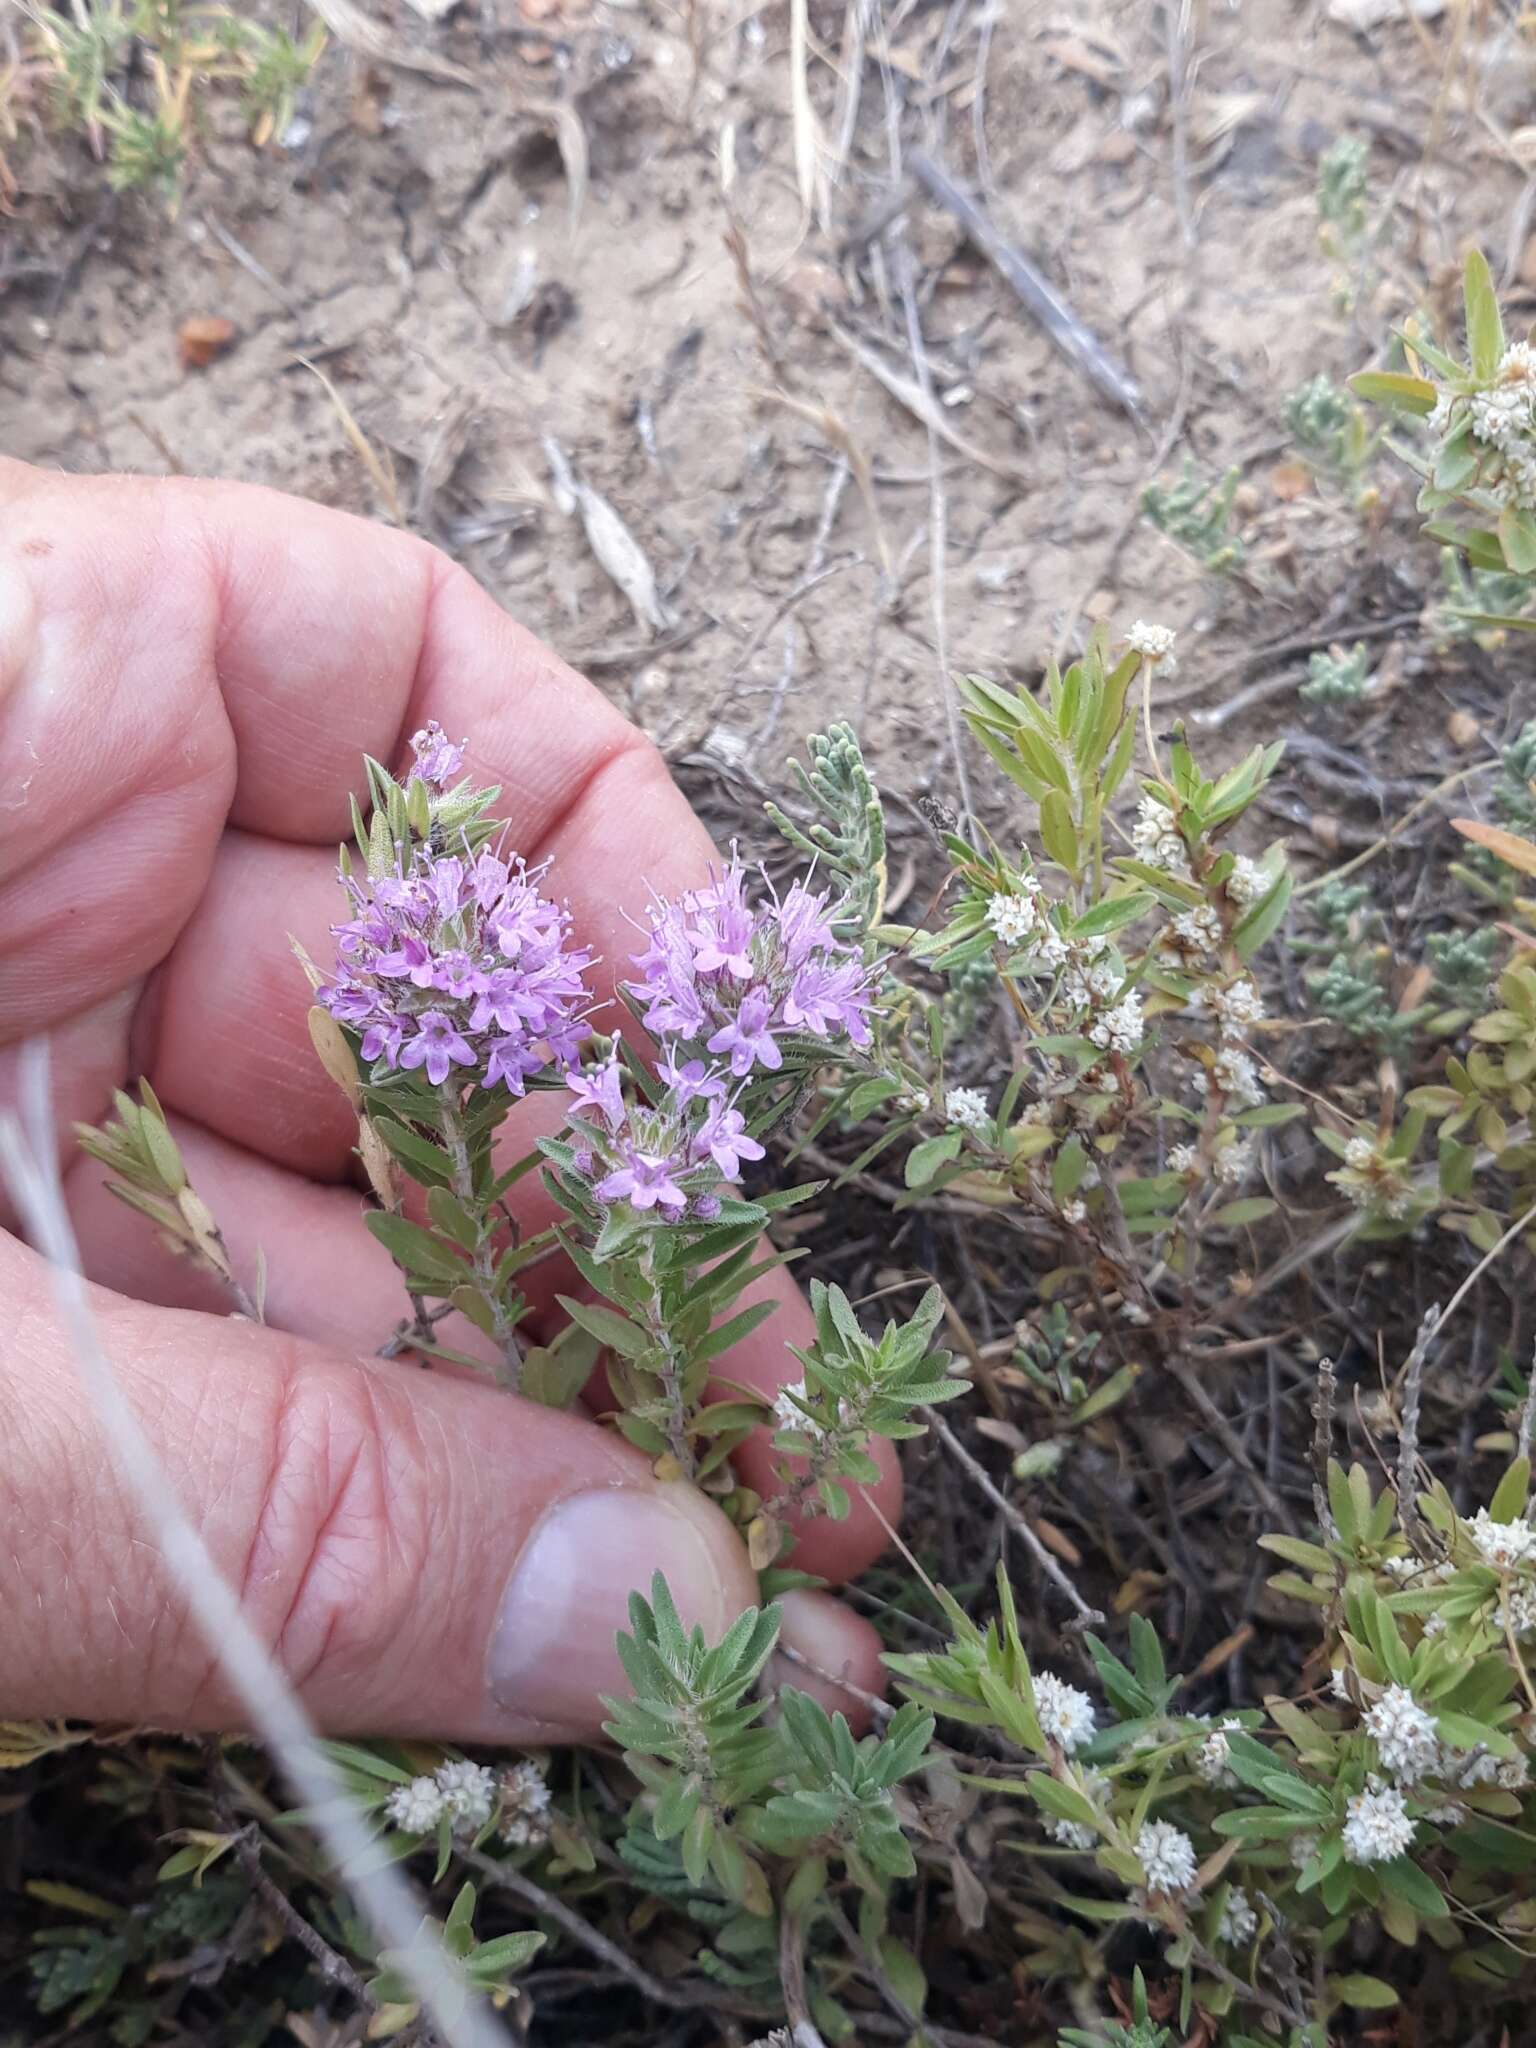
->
[1127,620,1178,672]
[1343,1135,1376,1171]
[1169,907,1221,964]
[1217,1885,1258,1946]
[1224,854,1268,906]
[1136,1818,1198,1896]
[1213,1139,1254,1187]
[1131,794,1191,880]
[1363,1685,1439,1782]
[1195,1717,1243,1788]
[1464,344,1536,510]
[986,888,1041,948]
[1061,1197,1088,1226]
[1436,1741,1530,1792]
[1469,1508,1536,1571]
[1033,1670,1098,1753]
[386,1757,498,1838]
[1195,1045,1267,1111]
[774,1379,832,1440]
[1341,1777,1414,1865]
[1046,1768,1110,1850]
[1167,1142,1201,1177]
[499,1759,553,1848]
[1210,978,1264,1038]
[944,1085,990,1132]
[1089,992,1145,1056]
[984,878,1070,978]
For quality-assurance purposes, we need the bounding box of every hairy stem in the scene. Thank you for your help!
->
[638,1236,697,1480]
[438,1085,524,1390]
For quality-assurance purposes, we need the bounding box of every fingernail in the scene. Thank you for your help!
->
[488,1488,732,1732]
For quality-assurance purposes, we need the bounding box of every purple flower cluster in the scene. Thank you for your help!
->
[564,1044,765,1217]
[409,720,466,789]
[625,856,877,1079]
[320,843,594,1094]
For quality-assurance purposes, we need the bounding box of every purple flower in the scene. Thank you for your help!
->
[568,1052,627,1130]
[410,720,467,788]
[595,1146,689,1214]
[360,1014,406,1064]
[708,989,783,1077]
[400,1010,477,1086]
[319,811,595,1096]
[693,1192,723,1221]
[376,933,437,987]
[624,851,877,1081]
[783,957,874,1044]
[657,1049,726,1108]
[775,881,839,965]
[484,1036,543,1094]
[692,1101,765,1178]
[432,950,485,1000]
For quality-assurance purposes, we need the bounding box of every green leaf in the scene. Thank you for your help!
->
[1499,503,1536,575]
[1349,370,1437,417]
[905,1132,964,1187]
[1490,1458,1532,1523]
[1464,248,1505,382]
[1232,869,1292,963]
[1210,1197,1279,1227]
[1378,1855,1449,1919]
[556,1295,651,1361]
[1330,1975,1399,2011]
[363,1211,466,1286]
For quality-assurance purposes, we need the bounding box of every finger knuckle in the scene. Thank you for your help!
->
[212,1355,436,1718]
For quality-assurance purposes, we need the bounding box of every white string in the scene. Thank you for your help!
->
[1,1039,510,2048]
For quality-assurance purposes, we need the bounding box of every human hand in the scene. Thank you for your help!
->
[0,461,897,1741]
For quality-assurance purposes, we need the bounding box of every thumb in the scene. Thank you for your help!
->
[0,1230,759,1740]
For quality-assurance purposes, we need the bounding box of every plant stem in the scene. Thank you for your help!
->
[638,1236,697,1479]
[438,1084,524,1390]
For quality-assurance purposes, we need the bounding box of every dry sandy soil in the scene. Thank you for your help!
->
[3,0,1535,821]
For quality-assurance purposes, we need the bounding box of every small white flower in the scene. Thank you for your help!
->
[1032,1670,1098,1754]
[987,891,1040,947]
[1499,1752,1532,1791]
[944,1085,990,1131]
[1225,854,1268,905]
[1061,1198,1088,1225]
[1213,1140,1254,1187]
[1443,1744,1500,1788]
[1128,621,1178,673]
[1363,1685,1439,1782]
[1211,978,1264,1037]
[1217,1885,1258,1946]
[1195,1718,1243,1788]
[435,1759,496,1837]
[1470,1508,1536,1571]
[1197,1047,1266,1110]
[773,1379,826,1439]
[1047,1768,1110,1850]
[1029,924,1071,973]
[498,1759,553,1848]
[1136,1818,1198,1896]
[386,1774,446,1835]
[1507,1584,1536,1636]
[1167,1143,1200,1176]
[1343,1136,1375,1171]
[1169,905,1221,952]
[1089,994,1145,1056]
[1120,1299,1151,1325]
[1341,1777,1415,1865]
[1288,1830,1320,1870]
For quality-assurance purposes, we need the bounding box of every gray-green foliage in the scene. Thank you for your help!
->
[765,721,888,935]
[1141,460,1244,573]
[1300,641,1375,708]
